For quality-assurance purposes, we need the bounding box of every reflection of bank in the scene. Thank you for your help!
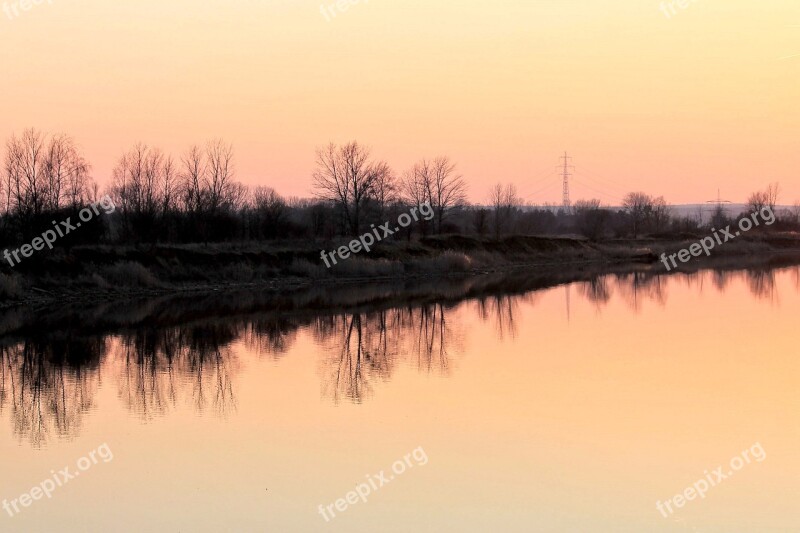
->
[0,264,787,444]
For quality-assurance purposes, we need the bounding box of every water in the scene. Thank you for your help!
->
[1,265,799,532]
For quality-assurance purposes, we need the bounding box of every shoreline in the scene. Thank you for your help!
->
[2,233,800,311]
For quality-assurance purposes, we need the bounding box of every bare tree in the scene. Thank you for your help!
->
[2,128,92,240]
[173,140,246,241]
[205,139,238,214]
[4,128,46,222]
[622,192,654,238]
[313,141,380,236]
[180,144,208,215]
[401,157,466,234]
[111,144,175,240]
[160,155,178,217]
[489,183,504,237]
[747,182,780,213]
[42,134,70,210]
[766,183,780,210]
[574,199,610,241]
[252,186,287,238]
[64,150,92,208]
[401,160,434,237]
[489,183,521,237]
[369,161,397,220]
[649,196,671,233]
[38,134,91,210]
[402,159,431,206]
[428,157,467,234]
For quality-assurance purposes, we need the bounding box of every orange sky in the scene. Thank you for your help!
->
[1,0,798,205]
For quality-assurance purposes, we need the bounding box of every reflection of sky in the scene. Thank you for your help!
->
[1,267,799,531]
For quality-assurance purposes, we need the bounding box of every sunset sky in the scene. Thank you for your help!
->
[1,0,798,205]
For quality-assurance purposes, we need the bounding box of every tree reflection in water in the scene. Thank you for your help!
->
[115,324,239,419]
[475,293,540,339]
[244,318,299,359]
[315,304,462,404]
[0,337,104,446]
[2,263,799,443]
[579,276,613,310]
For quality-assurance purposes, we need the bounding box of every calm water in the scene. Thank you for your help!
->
[2,266,799,532]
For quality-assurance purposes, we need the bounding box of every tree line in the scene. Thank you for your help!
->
[0,128,794,249]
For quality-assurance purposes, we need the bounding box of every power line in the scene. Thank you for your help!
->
[525,155,631,208]
[526,170,556,189]
[572,171,628,196]
[570,177,623,205]
[571,173,625,202]
[526,180,560,200]
[572,165,630,192]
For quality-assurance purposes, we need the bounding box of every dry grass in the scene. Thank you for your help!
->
[0,273,23,299]
[408,251,473,273]
[2,234,794,302]
[286,259,328,279]
[98,261,161,288]
[329,257,404,278]
[220,263,256,282]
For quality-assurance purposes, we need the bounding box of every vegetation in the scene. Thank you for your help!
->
[2,128,799,305]
[3,128,798,250]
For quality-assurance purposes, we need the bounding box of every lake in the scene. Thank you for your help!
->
[1,264,798,532]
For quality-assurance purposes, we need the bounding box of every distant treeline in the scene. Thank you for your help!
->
[0,128,795,248]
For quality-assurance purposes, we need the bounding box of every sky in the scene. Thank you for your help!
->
[1,0,798,205]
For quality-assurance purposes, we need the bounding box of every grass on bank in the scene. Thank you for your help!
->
[0,232,794,304]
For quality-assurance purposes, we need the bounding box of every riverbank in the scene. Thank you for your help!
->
[1,232,799,309]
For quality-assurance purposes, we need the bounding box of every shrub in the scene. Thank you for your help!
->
[410,251,472,273]
[329,257,404,278]
[221,263,255,282]
[99,261,160,288]
[0,273,23,299]
[285,259,326,279]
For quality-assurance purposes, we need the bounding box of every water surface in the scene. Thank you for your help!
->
[2,266,799,532]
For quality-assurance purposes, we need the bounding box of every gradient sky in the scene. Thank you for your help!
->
[1,0,798,205]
